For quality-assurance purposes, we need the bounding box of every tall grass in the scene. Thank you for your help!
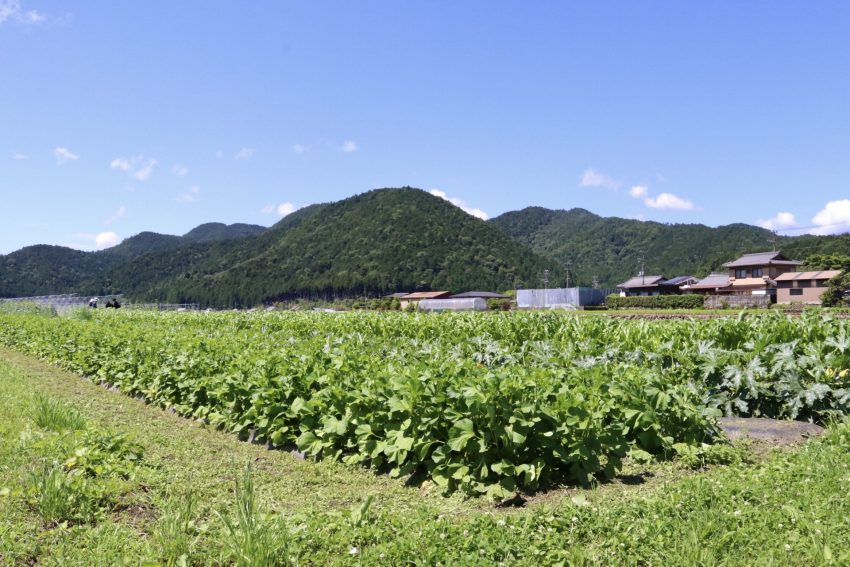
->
[28,465,93,526]
[154,488,199,565]
[216,464,289,567]
[31,394,87,432]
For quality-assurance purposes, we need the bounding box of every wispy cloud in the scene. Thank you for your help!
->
[341,141,358,153]
[261,202,300,217]
[292,144,306,155]
[172,163,188,177]
[0,0,45,25]
[215,150,224,159]
[429,189,489,220]
[54,147,79,165]
[105,205,126,225]
[110,155,157,181]
[628,185,648,198]
[756,212,796,231]
[579,167,620,189]
[12,152,26,160]
[234,147,254,160]
[176,185,201,203]
[811,200,850,235]
[643,192,694,210]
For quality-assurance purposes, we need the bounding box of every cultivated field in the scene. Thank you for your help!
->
[1,309,849,565]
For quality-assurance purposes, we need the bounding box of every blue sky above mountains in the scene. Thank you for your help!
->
[2,1,849,253]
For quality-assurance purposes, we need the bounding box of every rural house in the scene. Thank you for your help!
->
[718,251,803,298]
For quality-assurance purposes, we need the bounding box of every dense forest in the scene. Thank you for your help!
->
[1,187,847,306]
[489,207,850,287]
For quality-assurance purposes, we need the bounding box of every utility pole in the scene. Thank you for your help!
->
[542,269,550,309]
[638,252,646,285]
[592,275,600,289]
[768,230,778,252]
[565,261,572,289]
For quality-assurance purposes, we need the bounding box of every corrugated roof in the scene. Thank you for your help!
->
[688,272,731,289]
[401,291,452,299]
[451,291,510,299]
[617,275,665,288]
[722,251,803,268]
[775,270,842,281]
[663,275,697,286]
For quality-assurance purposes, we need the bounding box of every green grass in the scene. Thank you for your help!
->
[30,393,87,432]
[2,346,850,565]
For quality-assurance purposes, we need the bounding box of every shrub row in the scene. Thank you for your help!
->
[605,294,705,310]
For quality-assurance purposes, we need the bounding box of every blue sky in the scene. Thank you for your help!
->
[2,1,849,254]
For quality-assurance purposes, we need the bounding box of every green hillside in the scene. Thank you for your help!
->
[490,207,849,286]
[0,223,267,298]
[3,188,847,304]
[125,188,562,306]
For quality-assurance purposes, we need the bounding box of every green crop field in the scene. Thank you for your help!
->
[1,309,850,565]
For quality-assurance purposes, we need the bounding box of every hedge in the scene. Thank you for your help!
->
[605,294,705,310]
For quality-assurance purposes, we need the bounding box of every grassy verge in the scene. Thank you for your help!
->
[1,347,849,565]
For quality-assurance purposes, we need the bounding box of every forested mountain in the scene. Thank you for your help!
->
[182,223,266,243]
[0,223,266,297]
[489,207,850,286]
[111,188,562,306]
[2,188,848,304]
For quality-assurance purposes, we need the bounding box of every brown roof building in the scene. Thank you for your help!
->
[775,271,841,305]
[399,291,451,309]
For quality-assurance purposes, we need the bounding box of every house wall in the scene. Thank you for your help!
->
[727,265,797,279]
[776,281,830,304]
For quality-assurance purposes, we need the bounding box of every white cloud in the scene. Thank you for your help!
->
[261,202,300,216]
[54,147,79,165]
[110,155,157,181]
[579,167,620,189]
[105,205,126,225]
[70,231,122,250]
[756,212,797,231]
[429,189,489,220]
[234,147,254,160]
[134,158,157,180]
[628,185,648,198]
[12,152,26,160]
[110,157,131,171]
[292,144,306,155]
[643,192,695,211]
[811,200,850,235]
[172,163,188,177]
[0,0,45,25]
[95,232,120,249]
[176,185,201,203]
[341,141,358,153]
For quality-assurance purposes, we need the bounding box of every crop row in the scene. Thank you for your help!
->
[0,310,848,497]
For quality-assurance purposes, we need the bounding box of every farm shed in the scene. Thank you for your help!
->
[399,291,451,310]
[616,275,695,297]
[517,287,612,309]
[775,270,842,305]
[450,291,511,299]
[418,298,488,312]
